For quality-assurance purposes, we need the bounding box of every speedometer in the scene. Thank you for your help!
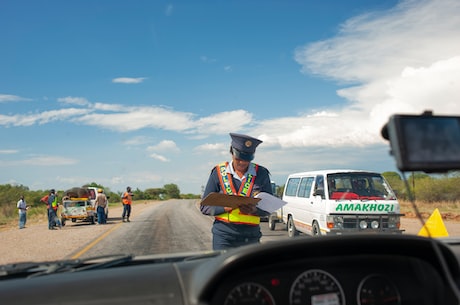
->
[224,282,275,305]
[289,269,345,305]
[357,274,400,305]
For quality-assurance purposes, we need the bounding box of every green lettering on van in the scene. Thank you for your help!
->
[342,204,354,211]
[335,203,395,213]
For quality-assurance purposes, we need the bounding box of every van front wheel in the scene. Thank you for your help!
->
[268,215,276,231]
[287,216,298,238]
[312,221,321,236]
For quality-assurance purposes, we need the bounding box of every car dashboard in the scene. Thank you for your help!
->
[1,234,460,305]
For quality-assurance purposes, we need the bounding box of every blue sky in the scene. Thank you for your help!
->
[1,0,460,195]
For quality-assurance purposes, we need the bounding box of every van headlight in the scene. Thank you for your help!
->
[371,220,379,229]
[388,215,400,229]
[359,220,368,229]
[335,216,344,229]
[327,216,344,229]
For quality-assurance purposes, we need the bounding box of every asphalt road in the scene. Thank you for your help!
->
[76,199,210,259]
[71,199,459,260]
[75,199,291,259]
[2,199,458,265]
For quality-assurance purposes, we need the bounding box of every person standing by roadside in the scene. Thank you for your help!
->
[95,188,108,224]
[121,186,133,222]
[47,189,61,230]
[40,192,50,226]
[17,195,28,229]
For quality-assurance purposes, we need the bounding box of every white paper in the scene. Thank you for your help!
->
[255,192,287,213]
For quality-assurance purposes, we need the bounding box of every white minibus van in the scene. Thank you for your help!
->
[269,169,404,236]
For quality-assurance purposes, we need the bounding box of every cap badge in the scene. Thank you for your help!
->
[245,140,252,148]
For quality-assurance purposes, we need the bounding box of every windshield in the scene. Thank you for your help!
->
[327,173,397,200]
[1,0,459,266]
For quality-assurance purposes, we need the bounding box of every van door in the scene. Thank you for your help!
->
[310,174,326,235]
[291,176,314,234]
[282,177,301,224]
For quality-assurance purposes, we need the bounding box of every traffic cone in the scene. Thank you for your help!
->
[418,208,449,237]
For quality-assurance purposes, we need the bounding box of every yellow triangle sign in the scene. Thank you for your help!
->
[418,208,449,237]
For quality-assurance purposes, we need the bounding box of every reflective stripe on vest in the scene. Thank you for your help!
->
[51,197,58,210]
[214,162,260,225]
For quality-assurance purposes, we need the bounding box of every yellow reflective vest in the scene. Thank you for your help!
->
[214,162,260,225]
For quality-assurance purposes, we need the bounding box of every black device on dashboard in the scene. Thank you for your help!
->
[381,111,460,172]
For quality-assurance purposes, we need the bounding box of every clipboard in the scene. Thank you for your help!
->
[254,192,287,213]
[200,192,260,209]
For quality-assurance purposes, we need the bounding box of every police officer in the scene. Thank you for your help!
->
[201,133,273,250]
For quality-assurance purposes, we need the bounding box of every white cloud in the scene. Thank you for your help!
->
[112,77,147,84]
[0,149,18,154]
[92,102,124,111]
[149,153,169,162]
[194,142,227,152]
[255,110,376,148]
[0,94,31,103]
[75,105,196,132]
[295,0,460,83]
[123,136,152,146]
[195,110,253,134]
[57,96,89,106]
[279,0,460,149]
[0,155,78,167]
[0,97,255,136]
[147,140,180,153]
[0,108,90,127]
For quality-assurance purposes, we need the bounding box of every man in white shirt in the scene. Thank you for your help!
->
[17,195,28,229]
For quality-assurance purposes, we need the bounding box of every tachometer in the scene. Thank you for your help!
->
[224,282,276,305]
[357,274,400,305]
[289,269,345,305]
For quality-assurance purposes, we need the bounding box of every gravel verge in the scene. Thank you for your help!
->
[0,201,158,265]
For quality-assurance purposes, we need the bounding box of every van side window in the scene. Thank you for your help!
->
[313,175,325,199]
[298,177,314,198]
[285,178,300,196]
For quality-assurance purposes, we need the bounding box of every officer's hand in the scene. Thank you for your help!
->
[224,207,233,212]
[239,204,257,215]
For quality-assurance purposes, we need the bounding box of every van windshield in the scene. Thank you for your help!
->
[327,173,397,200]
[88,189,97,200]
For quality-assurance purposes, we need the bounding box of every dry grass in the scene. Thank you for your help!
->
[400,200,460,222]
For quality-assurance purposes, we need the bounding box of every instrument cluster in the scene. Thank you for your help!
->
[211,254,444,305]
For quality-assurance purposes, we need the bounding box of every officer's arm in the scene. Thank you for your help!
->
[258,167,274,195]
[255,167,273,216]
[200,168,227,216]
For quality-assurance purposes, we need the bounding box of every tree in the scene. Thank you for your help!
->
[381,171,406,199]
[163,184,180,199]
[144,188,165,200]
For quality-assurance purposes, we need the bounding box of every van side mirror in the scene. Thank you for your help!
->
[313,188,324,198]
